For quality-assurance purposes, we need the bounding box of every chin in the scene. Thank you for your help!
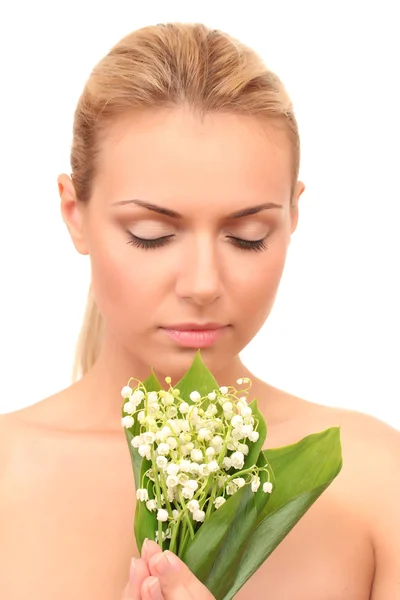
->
[148,345,236,386]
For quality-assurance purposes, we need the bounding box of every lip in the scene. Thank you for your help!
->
[161,324,229,348]
[163,322,226,331]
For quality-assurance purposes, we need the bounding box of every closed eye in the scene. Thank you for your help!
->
[126,232,268,252]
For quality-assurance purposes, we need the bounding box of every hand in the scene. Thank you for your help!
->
[122,539,215,600]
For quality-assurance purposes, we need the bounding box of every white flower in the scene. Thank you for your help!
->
[230,451,245,469]
[233,477,246,488]
[156,456,168,469]
[227,441,236,451]
[222,457,232,469]
[205,447,215,458]
[162,392,174,406]
[121,386,132,398]
[189,462,200,475]
[251,476,261,493]
[182,487,195,500]
[205,404,218,416]
[179,459,191,473]
[219,386,228,395]
[199,464,210,476]
[131,435,143,448]
[226,483,237,495]
[198,428,212,442]
[121,416,134,428]
[238,443,249,455]
[186,479,199,491]
[179,402,190,414]
[180,420,191,432]
[167,488,175,502]
[179,432,192,444]
[166,436,178,450]
[123,401,135,415]
[178,473,189,485]
[207,392,216,400]
[193,509,206,522]
[231,415,244,429]
[137,411,145,423]
[147,391,159,403]
[167,406,178,418]
[236,378,243,385]
[222,401,233,412]
[263,482,273,493]
[156,426,172,441]
[191,448,203,462]
[166,463,180,476]
[132,390,145,405]
[214,496,226,509]
[232,428,244,441]
[207,460,219,473]
[136,488,149,502]
[157,509,169,522]
[190,391,201,401]
[139,444,151,459]
[157,443,170,456]
[241,425,253,437]
[187,499,200,513]
[248,431,259,443]
[142,432,156,444]
[146,499,157,511]
[172,509,180,519]
[166,475,179,488]
[210,435,223,449]
[240,405,252,417]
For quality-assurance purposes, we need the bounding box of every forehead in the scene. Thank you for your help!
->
[95,108,292,209]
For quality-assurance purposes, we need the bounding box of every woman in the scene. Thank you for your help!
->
[0,22,398,600]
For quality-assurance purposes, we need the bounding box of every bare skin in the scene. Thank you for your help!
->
[1,108,399,598]
[0,374,398,599]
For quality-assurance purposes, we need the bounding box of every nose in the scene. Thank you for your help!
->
[175,234,223,306]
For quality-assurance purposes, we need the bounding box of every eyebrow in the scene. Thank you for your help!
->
[112,199,284,218]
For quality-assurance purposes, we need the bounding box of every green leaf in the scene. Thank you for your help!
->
[242,399,267,473]
[134,456,157,552]
[175,350,220,403]
[182,484,254,583]
[222,427,343,600]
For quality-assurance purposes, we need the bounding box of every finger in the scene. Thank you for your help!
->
[141,538,163,564]
[122,557,150,600]
[149,551,214,600]
[141,576,164,600]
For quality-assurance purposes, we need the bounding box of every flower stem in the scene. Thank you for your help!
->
[150,447,164,549]
[178,489,195,540]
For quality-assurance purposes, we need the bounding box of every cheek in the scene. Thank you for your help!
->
[233,243,288,321]
[88,231,165,329]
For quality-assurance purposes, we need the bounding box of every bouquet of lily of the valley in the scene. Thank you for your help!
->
[121,352,342,600]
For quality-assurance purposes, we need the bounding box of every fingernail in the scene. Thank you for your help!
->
[129,557,136,581]
[148,577,163,600]
[153,552,169,576]
[164,551,180,572]
[142,538,149,559]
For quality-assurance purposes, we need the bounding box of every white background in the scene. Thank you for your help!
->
[0,1,398,428]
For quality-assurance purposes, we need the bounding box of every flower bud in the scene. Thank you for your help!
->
[136,488,148,502]
[190,391,201,401]
[121,416,134,428]
[193,509,206,522]
[207,392,217,400]
[123,401,135,415]
[121,386,132,398]
[179,402,190,414]
[157,508,169,522]
[187,499,200,513]
[214,496,226,509]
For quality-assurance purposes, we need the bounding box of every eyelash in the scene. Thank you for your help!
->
[126,233,268,252]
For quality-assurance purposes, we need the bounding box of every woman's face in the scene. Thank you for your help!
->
[61,108,304,379]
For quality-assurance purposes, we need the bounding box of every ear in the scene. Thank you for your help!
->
[289,180,306,235]
[58,173,89,255]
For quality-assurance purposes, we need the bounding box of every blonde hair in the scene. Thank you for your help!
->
[70,22,301,381]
